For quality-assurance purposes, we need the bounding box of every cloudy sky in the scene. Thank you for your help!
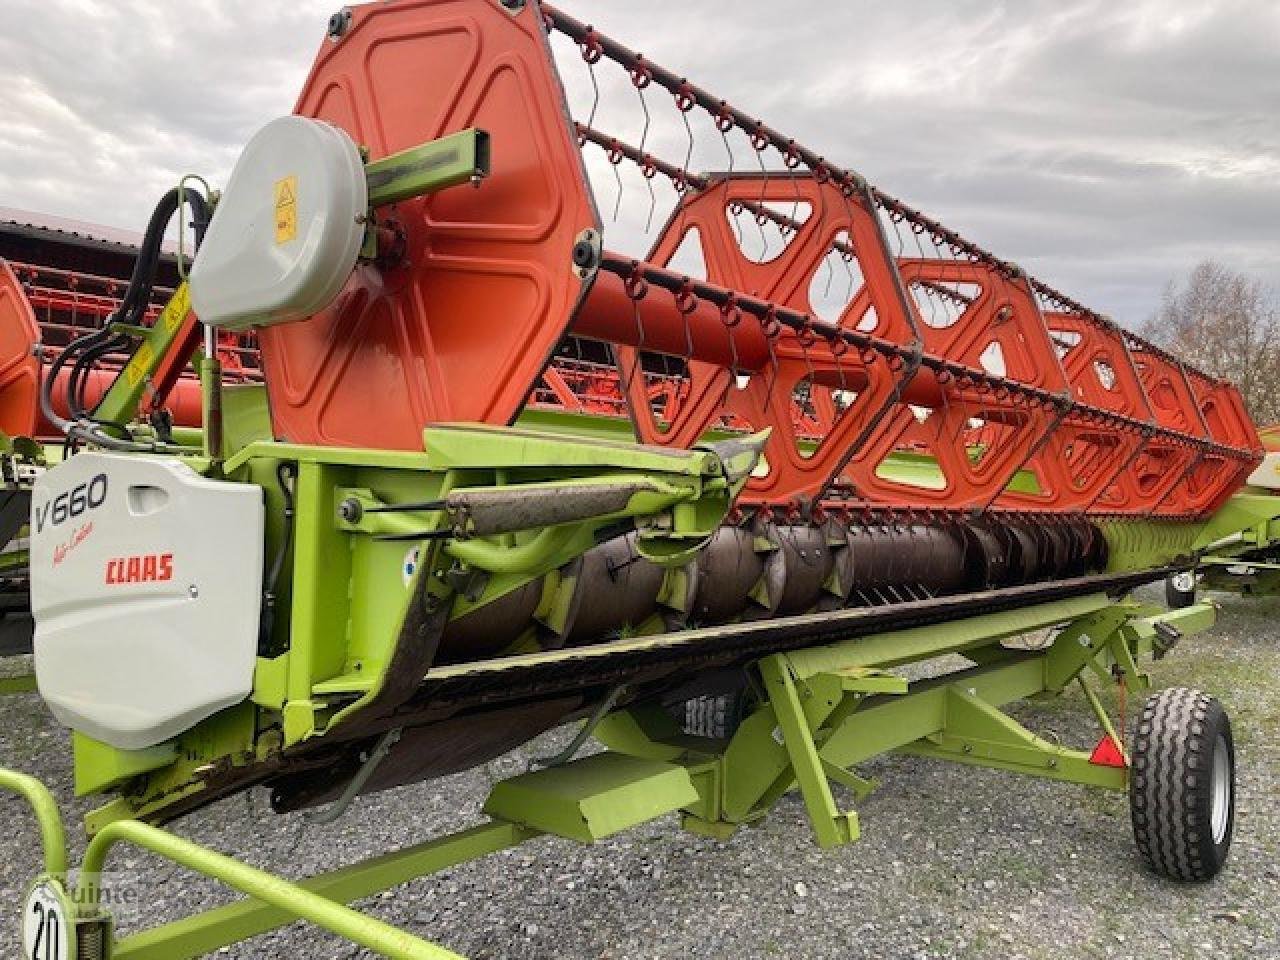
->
[2,0,1277,326]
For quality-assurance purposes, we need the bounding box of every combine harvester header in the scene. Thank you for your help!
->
[3,2,1279,958]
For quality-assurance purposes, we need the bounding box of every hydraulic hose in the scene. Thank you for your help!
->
[39,186,210,450]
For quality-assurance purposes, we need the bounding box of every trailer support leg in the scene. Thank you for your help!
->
[758,655,860,848]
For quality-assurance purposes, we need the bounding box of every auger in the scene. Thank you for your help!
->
[3,2,1280,958]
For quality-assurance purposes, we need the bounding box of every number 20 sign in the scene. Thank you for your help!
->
[22,882,73,960]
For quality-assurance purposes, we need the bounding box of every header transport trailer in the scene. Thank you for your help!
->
[4,2,1280,958]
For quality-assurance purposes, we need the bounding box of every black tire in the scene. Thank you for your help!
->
[1130,687,1235,882]
[683,689,751,739]
[1165,571,1197,609]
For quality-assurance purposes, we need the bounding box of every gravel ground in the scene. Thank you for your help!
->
[2,586,1278,959]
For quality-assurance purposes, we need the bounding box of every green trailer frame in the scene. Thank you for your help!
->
[1,594,1215,959]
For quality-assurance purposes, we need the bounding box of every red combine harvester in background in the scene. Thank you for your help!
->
[0,211,260,442]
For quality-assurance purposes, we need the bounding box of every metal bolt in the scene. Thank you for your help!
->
[338,498,363,523]
[327,8,352,39]
[572,239,598,271]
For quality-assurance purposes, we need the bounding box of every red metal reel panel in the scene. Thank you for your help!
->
[1127,350,1265,518]
[610,175,915,506]
[999,416,1145,513]
[1189,371,1260,454]
[1128,342,1203,435]
[0,260,42,439]
[258,0,599,448]
[1111,439,1198,515]
[1181,372,1263,514]
[1182,450,1252,516]
[723,349,903,506]
[997,310,1152,513]
[1044,312,1150,418]
[851,260,1063,511]
[1120,343,1213,516]
[897,260,1068,394]
[845,386,1050,511]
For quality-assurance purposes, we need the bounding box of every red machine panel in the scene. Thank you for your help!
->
[0,261,42,438]
[258,0,600,449]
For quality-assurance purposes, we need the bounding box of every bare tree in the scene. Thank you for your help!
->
[1140,260,1280,425]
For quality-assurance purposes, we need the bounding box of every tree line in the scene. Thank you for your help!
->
[1139,261,1280,426]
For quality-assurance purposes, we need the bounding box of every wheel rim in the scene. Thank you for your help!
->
[1172,572,1196,594]
[1210,734,1232,845]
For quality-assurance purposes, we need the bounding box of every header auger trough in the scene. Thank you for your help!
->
[4,2,1280,957]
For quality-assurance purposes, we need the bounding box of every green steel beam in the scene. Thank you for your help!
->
[1042,605,1137,692]
[108,821,537,960]
[818,655,1048,772]
[281,460,353,745]
[83,819,507,960]
[758,655,859,848]
[366,129,490,208]
[0,768,68,878]
[483,754,698,842]
[0,673,37,695]
[1121,602,1215,654]
[597,600,1219,843]
[783,593,1114,680]
[896,685,1126,790]
[1194,492,1280,552]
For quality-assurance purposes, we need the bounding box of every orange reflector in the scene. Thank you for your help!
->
[1089,735,1127,768]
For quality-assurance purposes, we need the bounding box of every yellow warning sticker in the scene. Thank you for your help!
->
[161,282,191,332]
[274,175,298,245]
[125,341,155,388]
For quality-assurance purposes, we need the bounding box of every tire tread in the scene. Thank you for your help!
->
[1130,686,1232,882]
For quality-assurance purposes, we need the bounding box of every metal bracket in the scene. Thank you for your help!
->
[365,128,491,208]
[897,686,1126,790]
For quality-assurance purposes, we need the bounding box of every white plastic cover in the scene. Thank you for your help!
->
[30,453,264,750]
[1247,452,1280,491]
[189,115,367,331]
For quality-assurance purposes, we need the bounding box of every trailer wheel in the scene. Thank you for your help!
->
[1165,571,1197,609]
[684,689,751,739]
[1130,687,1235,882]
